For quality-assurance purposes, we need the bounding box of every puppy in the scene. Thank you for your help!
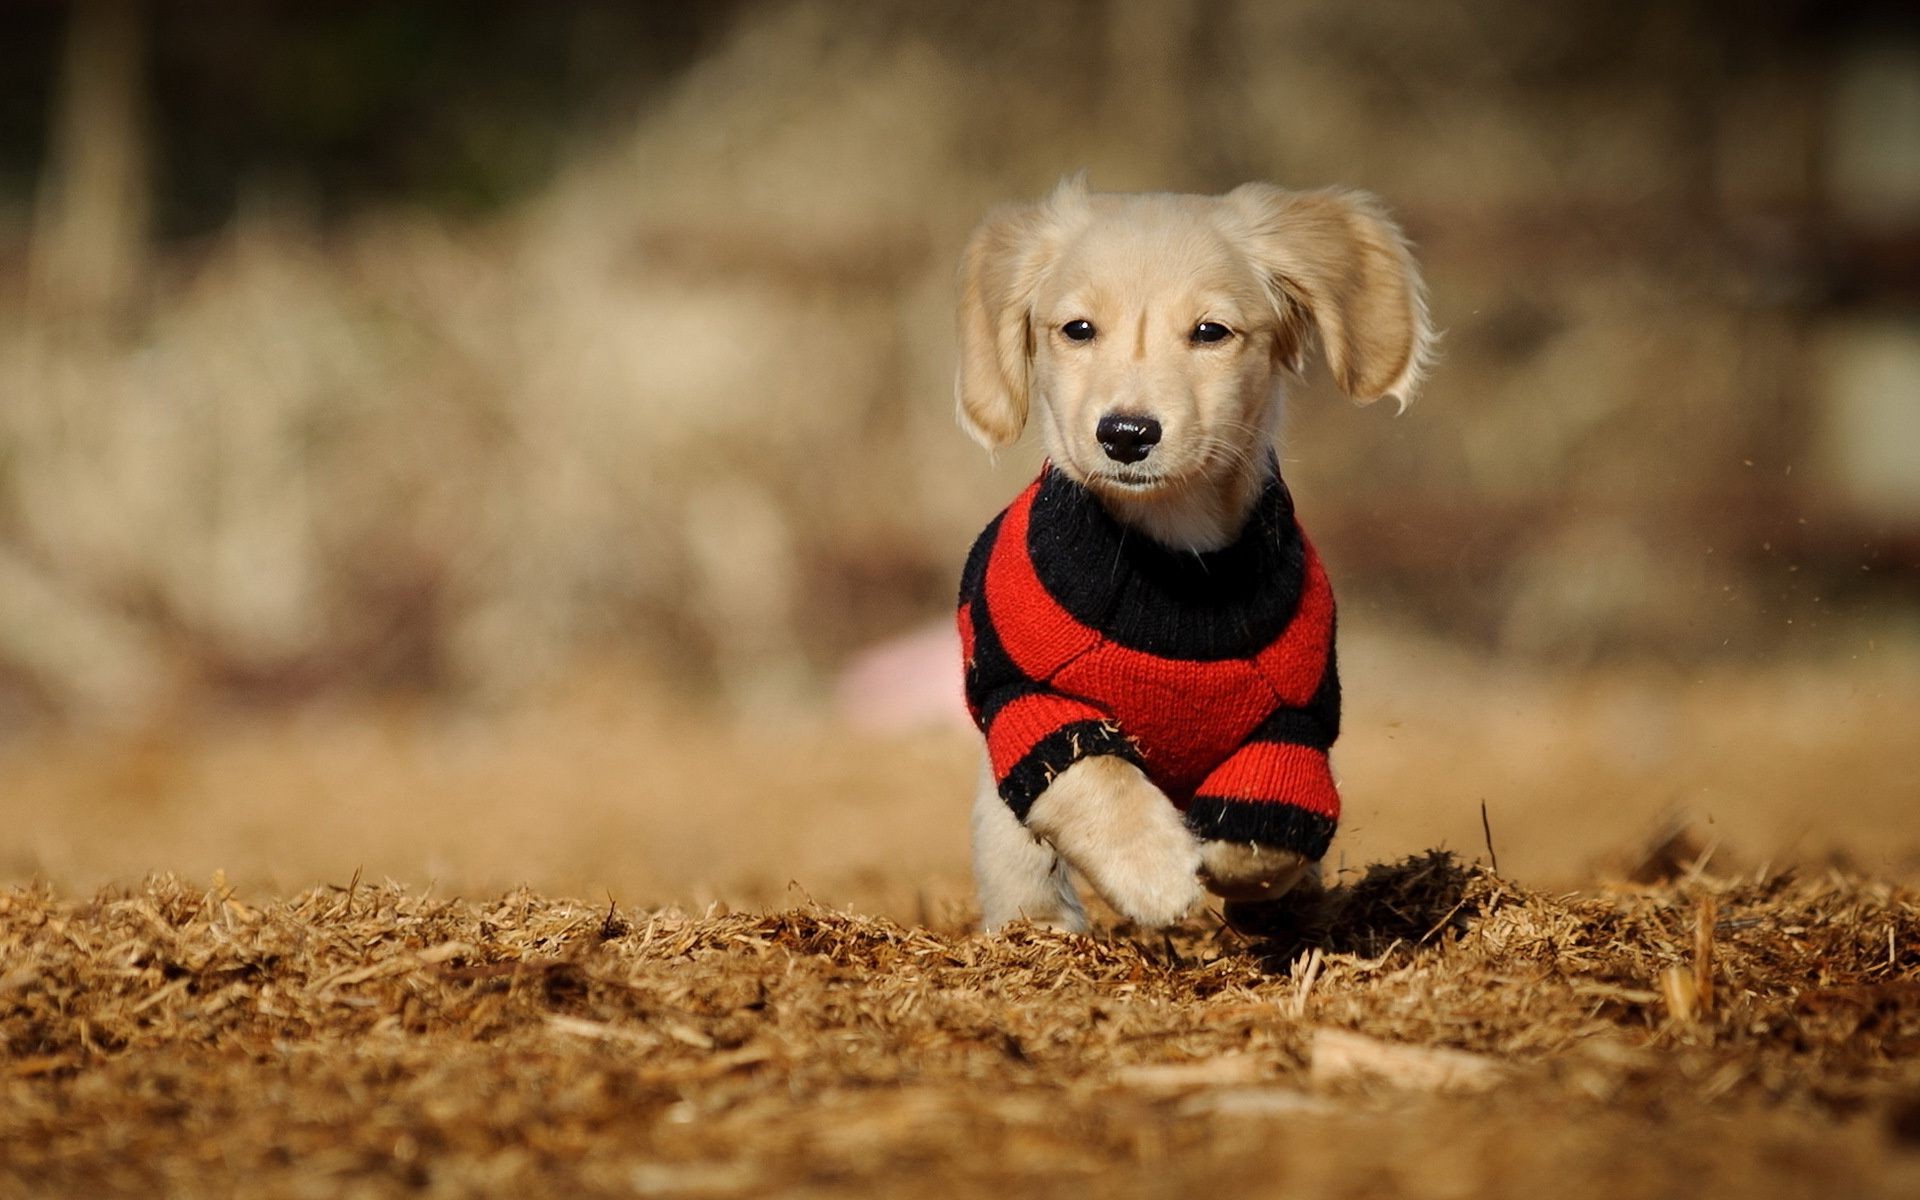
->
[954,179,1432,933]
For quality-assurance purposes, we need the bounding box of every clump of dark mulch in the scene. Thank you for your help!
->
[1223,849,1490,961]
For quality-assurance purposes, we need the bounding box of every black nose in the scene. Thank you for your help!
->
[1096,413,1161,464]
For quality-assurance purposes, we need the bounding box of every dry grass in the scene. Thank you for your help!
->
[3,854,1917,1198]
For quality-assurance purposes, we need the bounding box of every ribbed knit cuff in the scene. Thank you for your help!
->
[998,720,1139,822]
[1184,797,1337,861]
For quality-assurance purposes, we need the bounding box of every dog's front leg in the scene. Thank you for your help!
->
[972,761,1088,933]
[1025,756,1202,928]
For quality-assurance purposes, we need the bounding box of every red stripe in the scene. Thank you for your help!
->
[1195,742,1339,818]
[956,602,976,665]
[985,691,1110,778]
[983,481,1101,680]
[1051,651,1271,800]
[1252,533,1334,707]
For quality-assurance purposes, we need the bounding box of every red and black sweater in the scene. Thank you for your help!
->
[957,466,1340,862]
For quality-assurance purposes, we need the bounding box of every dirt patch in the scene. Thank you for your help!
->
[3,857,1916,1198]
[6,644,1918,909]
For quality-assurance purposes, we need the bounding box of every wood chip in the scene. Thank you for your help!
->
[1113,1054,1265,1091]
[1310,1028,1506,1093]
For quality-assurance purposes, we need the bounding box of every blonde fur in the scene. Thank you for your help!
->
[957,181,1432,930]
[1023,756,1203,930]
[971,761,1088,933]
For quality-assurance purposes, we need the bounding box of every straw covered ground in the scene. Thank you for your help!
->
[3,853,1917,1198]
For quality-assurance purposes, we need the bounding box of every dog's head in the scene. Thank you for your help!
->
[955,179,1431,502]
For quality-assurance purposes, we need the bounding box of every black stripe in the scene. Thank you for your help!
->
[1247,645,1340,749]
[1000,720,1140,822]
[1024,464,1309,661]
[964,595,1041,726]
[957,512,1004,605]
[1184,797,1336,860]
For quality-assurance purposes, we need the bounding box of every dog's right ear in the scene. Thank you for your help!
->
[954,180,1084,450]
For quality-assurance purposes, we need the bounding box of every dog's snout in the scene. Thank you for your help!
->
[1096,413,1161,464]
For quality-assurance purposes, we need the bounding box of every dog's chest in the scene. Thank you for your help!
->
[1047,647,1276,802]
[982,473,1334,803]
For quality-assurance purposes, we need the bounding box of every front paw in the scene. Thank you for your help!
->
[1198,840,1313,901]
[1026,757,1202,928]
[1083,815,1203,928]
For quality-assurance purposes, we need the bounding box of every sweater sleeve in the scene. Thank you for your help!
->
[1183,647,1341,861]
[958,514,1140,821]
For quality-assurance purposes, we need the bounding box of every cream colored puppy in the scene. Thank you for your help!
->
[956,179,1432,932]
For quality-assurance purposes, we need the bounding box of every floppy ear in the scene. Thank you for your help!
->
[953,180,1084,449]
[1223,184,1434,409]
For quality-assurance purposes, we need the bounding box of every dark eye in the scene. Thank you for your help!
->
[1061,319,1096,342]
[1191,321,1233,344]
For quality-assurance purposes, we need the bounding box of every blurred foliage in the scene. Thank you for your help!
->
[0,0,1916,726]
[2,2,736,232]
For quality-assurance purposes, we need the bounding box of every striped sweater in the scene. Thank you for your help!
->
[957,466,1340,861]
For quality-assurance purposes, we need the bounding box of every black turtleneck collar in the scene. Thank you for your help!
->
[1024,465,1309,662]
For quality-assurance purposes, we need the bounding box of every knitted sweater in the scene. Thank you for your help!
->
[957,466,1340,861]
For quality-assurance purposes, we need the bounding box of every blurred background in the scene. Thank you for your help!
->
[1,0,1916,910]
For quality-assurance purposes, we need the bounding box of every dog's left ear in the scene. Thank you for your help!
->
[1222,184,1434,409]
